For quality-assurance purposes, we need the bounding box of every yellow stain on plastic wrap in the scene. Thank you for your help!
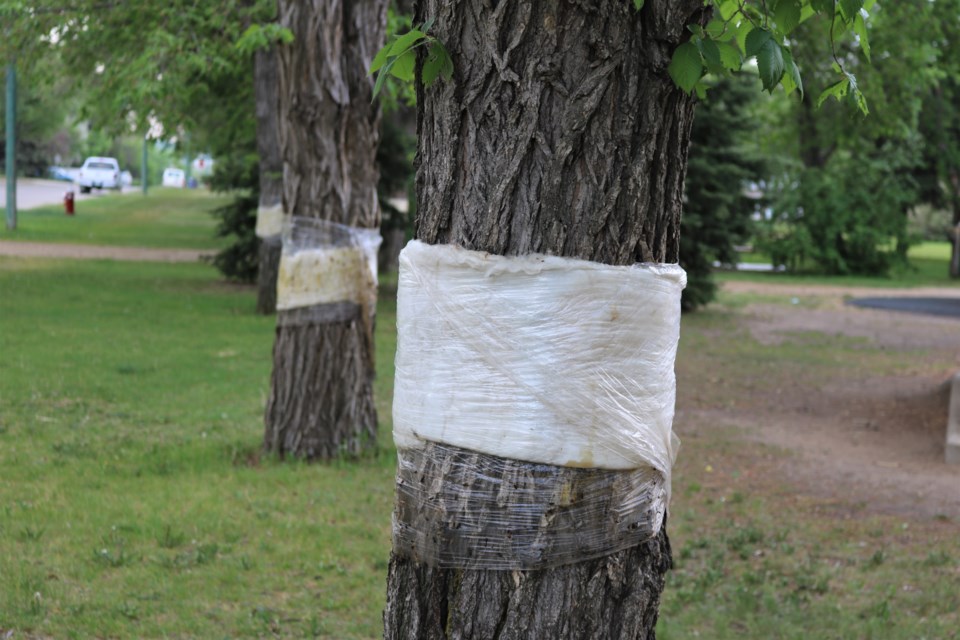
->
[276,246,376,310]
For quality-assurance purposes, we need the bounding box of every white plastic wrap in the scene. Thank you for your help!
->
[393,240,685,475]
[255,204,284,239]
[390,241,686,569]
[276,217,381,312]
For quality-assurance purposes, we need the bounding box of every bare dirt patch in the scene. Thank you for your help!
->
[676,280,960,520]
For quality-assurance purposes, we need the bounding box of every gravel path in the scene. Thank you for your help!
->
[0,240,212,263]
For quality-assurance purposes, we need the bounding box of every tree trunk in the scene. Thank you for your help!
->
[950,172,960,279]
[378,226,406,273]
[383,0,703,637]
[254,46,284,314]
[949,224,960,279]
[256,235,282,314]
[264,0,387,459]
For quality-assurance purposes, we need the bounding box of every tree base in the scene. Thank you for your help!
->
[263,304,377,460]
[383,526,671,639]
[385,441,672,638]
[379,227,407,274]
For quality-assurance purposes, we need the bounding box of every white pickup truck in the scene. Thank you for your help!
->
[77,156,122,193]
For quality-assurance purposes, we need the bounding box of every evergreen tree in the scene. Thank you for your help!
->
[681,75,765,311]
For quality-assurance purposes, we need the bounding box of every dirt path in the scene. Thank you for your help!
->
[722,279,960,300]
[678,279,960,520]
[0,240,212,263]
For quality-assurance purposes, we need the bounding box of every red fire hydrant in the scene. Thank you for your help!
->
[64,191,75,216]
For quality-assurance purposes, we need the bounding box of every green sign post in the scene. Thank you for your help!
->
[5,62,16,230]
[142,136,148,195]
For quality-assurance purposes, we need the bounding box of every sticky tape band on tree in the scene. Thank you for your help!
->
[255,204,285,239]
[276,217,381,328]
[391,240,686,570]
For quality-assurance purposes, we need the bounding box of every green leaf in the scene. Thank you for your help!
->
[694,81,708,100]
[745,27,772,58]
[668,41,703,94]
[422,40,453,85]
[757,39,785,92]
[838,0,864,21]
[774,0,801,35]
[810,0,834,14]
[372,59,395,99]
[853,12,870,62]
[434,40,454,81]
[816,76,850,108]
[236,24,295,55]
[370,40,393,74]
[852,86,868,113]
[831,14,852,39]
[389,49,416,81]
[388,29,425,57]
[735,20,753,53]
[717,41,742,71]
[633,0,645,10]
[718,0,739,20]
[422,52,442,85]
[847,73,869,114]
[704,19,728,40]
[699,38,722,67]
[780,65,798,96]
[780,46,803,98]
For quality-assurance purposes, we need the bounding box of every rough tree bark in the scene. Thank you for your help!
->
[950,169,960,279]
[263,0,387,459]
[254,46,284,315]
[382,1,704,638]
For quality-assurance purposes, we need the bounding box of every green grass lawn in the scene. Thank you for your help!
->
[724,241,958,288]
[0,258,397,638]
[0,189,232,250]
[0,253,957,638]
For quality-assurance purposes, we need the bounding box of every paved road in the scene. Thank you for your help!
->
[1,177,130,210]
[848,296,960,320]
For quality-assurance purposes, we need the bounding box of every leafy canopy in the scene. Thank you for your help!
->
[373,1,876,115]
[665,0,875,114]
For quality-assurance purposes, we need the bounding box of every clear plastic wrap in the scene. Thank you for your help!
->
[390,240,685,569]
[255,203,284,239]
[392,442,667,570]
[276,217,381,313]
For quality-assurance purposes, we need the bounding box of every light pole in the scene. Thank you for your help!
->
[142,136,148,195]
[5,62,16,230]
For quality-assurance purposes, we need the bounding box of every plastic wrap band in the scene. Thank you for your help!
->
[260,234,282,250]
[392,442,666,570]
[255,204,284,239]
[276,302,363,328]
[391,241,685,568]
[393,240,685,474]
[276,217,381,313]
